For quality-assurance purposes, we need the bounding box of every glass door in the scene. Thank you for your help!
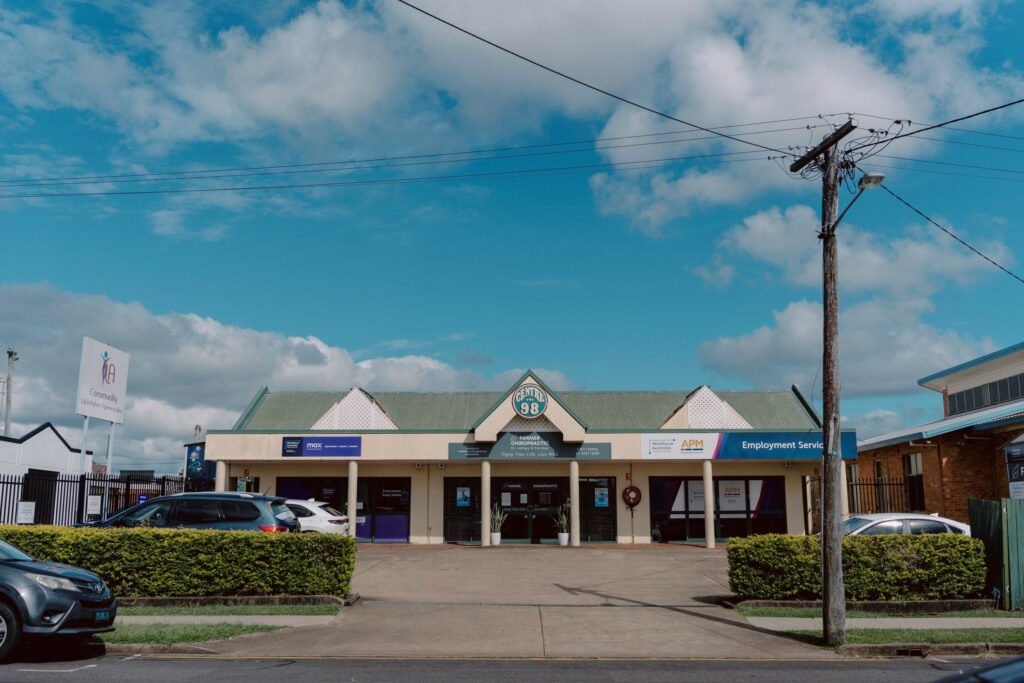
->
[530,480,565,543]
[580,477,616,542]
[443,477,481,543]
[496,479,531,542]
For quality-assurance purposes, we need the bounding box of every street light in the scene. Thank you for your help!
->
[830,172,886,232]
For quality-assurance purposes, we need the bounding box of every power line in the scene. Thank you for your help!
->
[396,0,791,156]
[876,154,1024,176]
[0,123,828,189]
[855,112,1024,143]
[868,161,1024,184]
[0,150,778,200]
[880,184,1024,286]
[846,98,1024,153]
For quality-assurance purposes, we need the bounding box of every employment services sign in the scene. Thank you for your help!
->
[75,337,130,424]
[450,432,610,461]
[282,436,362,457]
[641,431,857,460]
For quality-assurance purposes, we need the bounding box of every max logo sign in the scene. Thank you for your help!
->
[100,351,117,385]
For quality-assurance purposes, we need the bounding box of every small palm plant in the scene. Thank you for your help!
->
[490,503,508,533]
[555,502,570,534]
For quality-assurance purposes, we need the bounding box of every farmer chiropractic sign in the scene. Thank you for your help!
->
[512,383,548,419]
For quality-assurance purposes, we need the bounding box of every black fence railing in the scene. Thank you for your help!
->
[0,472,185,526]
[846,477,910,515]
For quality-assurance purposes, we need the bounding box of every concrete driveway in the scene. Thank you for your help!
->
[210,544,832,659]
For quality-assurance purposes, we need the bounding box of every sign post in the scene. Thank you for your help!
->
[1007,443,1024,500]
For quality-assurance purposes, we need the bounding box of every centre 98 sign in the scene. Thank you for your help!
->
[512,384,547,419]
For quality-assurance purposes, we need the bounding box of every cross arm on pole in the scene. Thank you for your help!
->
[790,119,858,173]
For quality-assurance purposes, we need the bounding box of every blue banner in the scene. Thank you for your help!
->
[185,443,206,480]
[282,436,362,457]
[716,431,858,460]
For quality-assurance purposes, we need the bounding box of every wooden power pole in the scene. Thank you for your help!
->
[790,119,857,646]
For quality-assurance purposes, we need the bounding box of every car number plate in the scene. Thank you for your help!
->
[95,611,110,622]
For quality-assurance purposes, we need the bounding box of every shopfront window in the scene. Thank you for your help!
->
[649,476,786,542]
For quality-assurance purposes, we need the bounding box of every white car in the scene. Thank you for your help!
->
[841,512,971,537]
[285,499,350,534]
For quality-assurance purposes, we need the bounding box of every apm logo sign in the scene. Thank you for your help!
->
[679,439,705,454]
[512,383,548,419]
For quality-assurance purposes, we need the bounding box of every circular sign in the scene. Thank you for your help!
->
[622,486,642,508]
[512,383,548,419]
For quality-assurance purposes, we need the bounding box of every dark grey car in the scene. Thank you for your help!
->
[0,538,115,660]
[87,492,299,532]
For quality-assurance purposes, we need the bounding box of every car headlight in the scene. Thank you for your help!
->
[31,574,78,592]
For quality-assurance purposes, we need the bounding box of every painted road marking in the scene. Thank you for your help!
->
[17,664,98,673]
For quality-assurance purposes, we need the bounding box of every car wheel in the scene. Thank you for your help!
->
[0,602,22,661]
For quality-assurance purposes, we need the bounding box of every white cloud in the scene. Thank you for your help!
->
[844,409,905,441]
[0,283,570,471]
[716,203,1012,295]
[699,297,996,396]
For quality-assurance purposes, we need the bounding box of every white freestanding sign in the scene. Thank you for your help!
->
[75,337,130,424]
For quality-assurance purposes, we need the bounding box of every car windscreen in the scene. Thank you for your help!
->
[0,538,32,562]
[841,517,875,535]
[272,502,296,520]
[318,504,344,517]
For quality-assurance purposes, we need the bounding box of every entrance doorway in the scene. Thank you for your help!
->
[481,476,616,544]
[275,476,411,543]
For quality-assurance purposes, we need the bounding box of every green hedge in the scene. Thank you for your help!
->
[727,534,986,601]
[0,526,356,597]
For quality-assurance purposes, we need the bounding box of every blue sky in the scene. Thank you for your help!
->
[1,0,1023,471]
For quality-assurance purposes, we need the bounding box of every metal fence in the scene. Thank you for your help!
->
[806,476,912,533]
[0,472,185,526]
[846,477,910,515]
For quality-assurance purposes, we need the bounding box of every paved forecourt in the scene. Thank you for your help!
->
[208,544,834,659]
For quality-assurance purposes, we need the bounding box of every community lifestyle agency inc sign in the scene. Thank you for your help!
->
[75,337,130,424]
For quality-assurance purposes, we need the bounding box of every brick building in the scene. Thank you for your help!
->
[856,342,1024,523]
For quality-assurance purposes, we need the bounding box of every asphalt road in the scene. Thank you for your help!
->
[0,654,1008,682]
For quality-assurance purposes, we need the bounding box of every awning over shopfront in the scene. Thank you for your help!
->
[858,397,1024,451]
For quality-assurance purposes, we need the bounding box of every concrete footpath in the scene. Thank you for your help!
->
[117,615,335,627]
[198,545,835,659]
[749,617,1024,631]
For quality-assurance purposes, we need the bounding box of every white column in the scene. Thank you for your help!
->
[569,460,580,547]
[840,460,850,519]
[480,460,491,546]
[703,459,715,549]
[214,461,228,492]
[347,460,359,538]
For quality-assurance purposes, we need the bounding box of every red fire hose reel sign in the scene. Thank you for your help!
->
[622,486,642,508]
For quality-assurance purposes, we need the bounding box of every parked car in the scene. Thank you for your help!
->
[86,492,298,532]
[841,512,971,537]
[285,499,350,534]
[0,537,116,660]
[934,655,1024,681]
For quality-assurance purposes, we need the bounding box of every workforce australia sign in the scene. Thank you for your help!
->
[450,432,610,461]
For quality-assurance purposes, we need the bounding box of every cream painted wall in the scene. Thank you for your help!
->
[218,456,817,544]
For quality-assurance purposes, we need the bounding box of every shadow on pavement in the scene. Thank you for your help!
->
[9,638,107,663]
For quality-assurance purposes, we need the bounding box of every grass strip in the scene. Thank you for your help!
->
[785,628,1024,646]
[739,606,1016,619]
[97,623,281,644]
[119,604,340,616]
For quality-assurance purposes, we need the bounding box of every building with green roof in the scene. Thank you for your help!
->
[207,371,855,547]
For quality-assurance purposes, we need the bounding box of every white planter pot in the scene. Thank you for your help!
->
[557,532,569,546]
[490,532,501,546]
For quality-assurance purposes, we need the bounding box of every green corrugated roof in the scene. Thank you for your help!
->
[232,386,819,432]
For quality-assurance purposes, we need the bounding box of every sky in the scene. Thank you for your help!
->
[1,0,1024,473]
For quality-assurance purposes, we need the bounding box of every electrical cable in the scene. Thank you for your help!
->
[846,99,1024,153]
[0,150,777,200]
[396,0,791,156]
[855,112,1024,143]
[0,123,828,189]
[879,184,1024,286]
[876,155,1024,176]
[868,161,1024,184]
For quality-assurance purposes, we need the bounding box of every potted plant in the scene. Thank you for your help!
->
[556,503,570,546]
[489,503,507,546]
